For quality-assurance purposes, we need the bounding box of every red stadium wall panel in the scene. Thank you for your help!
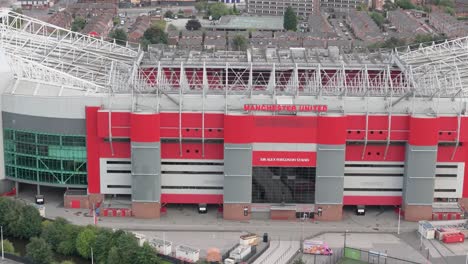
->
[97,111,131,138]
[161,194,223,204]
[161,142,224,159]
[130,113,160,142]
[345,145,406,162]
[343,196,402,205]
[160,112,224,139]
[224,115,318,143]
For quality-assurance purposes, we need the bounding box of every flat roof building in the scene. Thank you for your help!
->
[247,0,319,18]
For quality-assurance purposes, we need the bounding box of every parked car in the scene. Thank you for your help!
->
[356,205,365,215]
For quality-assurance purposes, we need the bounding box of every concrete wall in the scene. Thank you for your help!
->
[131,142,161,202]
[223,143,252,203]
[315,144,345,204]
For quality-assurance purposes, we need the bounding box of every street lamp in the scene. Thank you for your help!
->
[398,206,401,235]
[90,247,94,264]
[1,225,4,260]
[344,230,348,249]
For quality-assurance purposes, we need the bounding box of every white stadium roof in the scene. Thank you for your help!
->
[0,8,467,100]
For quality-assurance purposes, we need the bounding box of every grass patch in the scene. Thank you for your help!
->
[337,258,368,264]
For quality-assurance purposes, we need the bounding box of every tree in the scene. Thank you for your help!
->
[3,239,17,255]
[232,35,248,51]
[370,12,385,27]
[232,4,240,15]
[283,6,298,31]
[356,3,368,11]
[164,10,174,18]
[395,0,415,9]
[109,29,128,45]
[93,228,114,264]
[134,242,161,264]
[445,6,455,15]
[71,17,86,32]
[26,237,54,264]
[167,24,178,31]
[293,259,305,264]
[10,204,42,240]
[57,224,82,256]
[195,0,209,12]
[153,20,167,31]
[41,218,70,251]
[75,226,97,259]
[185,19,202,30]
[60,261,75,264]
[0,198,16,236]
[113,16,120,26]
[141,25,168,50]
[207,2,231,20]
[107,246,121,264]
[114,232,140,264]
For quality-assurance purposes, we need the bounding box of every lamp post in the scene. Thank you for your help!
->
[344,230,348,249]
[91,247,94,264]
[398,206,401,235]
[465,252,468,264]
[1,225,4,260]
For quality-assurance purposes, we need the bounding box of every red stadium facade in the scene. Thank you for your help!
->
[1,10,468,222]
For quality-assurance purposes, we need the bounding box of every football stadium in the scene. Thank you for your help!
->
[1,9,468,221]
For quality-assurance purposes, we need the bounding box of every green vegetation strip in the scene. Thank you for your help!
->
[0,197,167,264]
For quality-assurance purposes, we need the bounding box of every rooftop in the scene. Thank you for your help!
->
[205,15,284,31]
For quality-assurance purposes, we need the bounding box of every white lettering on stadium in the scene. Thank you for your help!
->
[259,157,310,162]
[244,104,327,113]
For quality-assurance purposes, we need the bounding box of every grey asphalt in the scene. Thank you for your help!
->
[12,184,468,262]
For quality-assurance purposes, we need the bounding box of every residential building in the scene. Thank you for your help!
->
[247,0,320,18]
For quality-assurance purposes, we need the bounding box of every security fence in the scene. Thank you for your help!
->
[343,247,422,264]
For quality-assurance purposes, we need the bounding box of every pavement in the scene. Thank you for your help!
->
[12,184,468,263]
[0,260,21,264]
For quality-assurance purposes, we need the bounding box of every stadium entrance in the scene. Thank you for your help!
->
[252,167,316,204]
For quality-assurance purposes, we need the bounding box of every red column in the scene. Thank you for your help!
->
[86,106,101,194]
[223,115,254,144]
[408,116,439,146]
[130,113,160,142]
[317,115,347,145]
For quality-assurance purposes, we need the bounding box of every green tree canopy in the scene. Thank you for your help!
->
[143,26,168,44]
[60,261,75,264]
[370,12,385,27]
[71,17,86,32]
[57,224,82,256]
[0,198,17,236]
[395,0,415,9]
[232,35,248,51]
[114,232,140,263]
[41,217,70,251]
[195,0,209,12]
[3,239,17,255]
[141,25,168,50]
[107,246,121,264]
[93,228,115,264]
[134,242,161,264]
[109,29,128,45]
[186,19,202,30]
[26,237,54,264]
[75,226,97,259]
[164,10,174,18]
[9,204,42,239]
[207,2,231,20]
[283,6,297,31]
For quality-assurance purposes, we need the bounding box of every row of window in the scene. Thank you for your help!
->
[4,129,87,186]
